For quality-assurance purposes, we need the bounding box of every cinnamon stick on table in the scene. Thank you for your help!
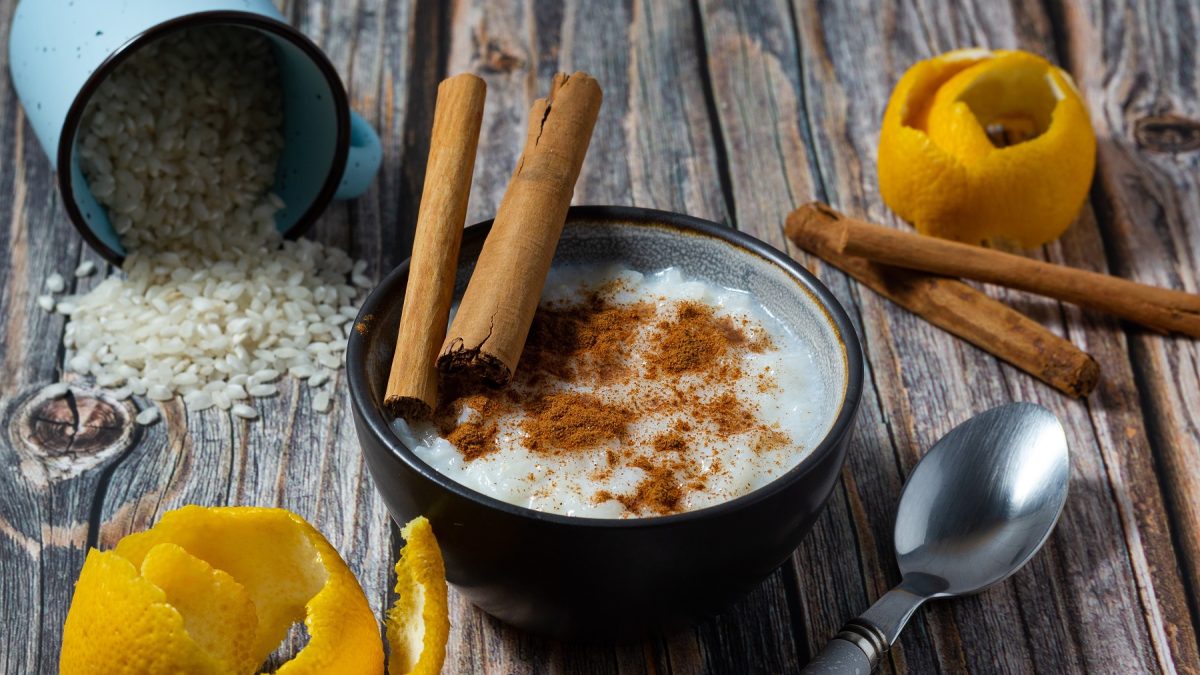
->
[821,210,1200,337]
[786,203,1100,398]
[438,72,603,384]
[384,74,487,419]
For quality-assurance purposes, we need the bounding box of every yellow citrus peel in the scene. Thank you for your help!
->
[877,48,1096,247]
[386,516,450,675]
[60,506,384,674]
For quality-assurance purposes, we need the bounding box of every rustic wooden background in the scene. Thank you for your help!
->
[2,0,1197,673]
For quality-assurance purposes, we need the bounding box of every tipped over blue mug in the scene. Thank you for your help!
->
[9,0,383,264]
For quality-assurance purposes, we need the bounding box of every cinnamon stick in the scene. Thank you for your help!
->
[786,203,1100,398]
[384,74,487,418]
[437,72,603,384]
[824,210,1200,337]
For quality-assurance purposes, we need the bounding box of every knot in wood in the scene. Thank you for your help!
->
[1134,115,1200,153]
[9,385,136,481]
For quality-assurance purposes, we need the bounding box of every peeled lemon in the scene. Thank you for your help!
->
[877,48,1096,247]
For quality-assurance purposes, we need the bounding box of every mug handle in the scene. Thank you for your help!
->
[336,111,383,200]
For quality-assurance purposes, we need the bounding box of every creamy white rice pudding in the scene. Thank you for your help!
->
[392,264,844,518]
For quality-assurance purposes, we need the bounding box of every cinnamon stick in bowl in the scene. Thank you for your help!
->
[438,72,603,384]
[384,74,487,419]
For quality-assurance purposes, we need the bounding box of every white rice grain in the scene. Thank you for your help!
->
[135,407,160,425]
[96,374,125,388]
[289,365,314,379]
[312,391,331,413]
[231,404,258,419]
[251,369,280,383]
[187,393,215,412]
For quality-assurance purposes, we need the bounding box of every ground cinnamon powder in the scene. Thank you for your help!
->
[702,392,756,436]
[436,392,510,460]
[652,424,690,454]
[647,301,740,374]
[432,282,792,517]
[623,457,685,514]
[522,392,629,453]
[521,286,653,384]
[444,420,498,461]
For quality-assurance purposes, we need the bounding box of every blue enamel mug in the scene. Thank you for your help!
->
[9,0,383,264]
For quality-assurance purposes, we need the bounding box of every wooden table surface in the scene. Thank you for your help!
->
[2,1,1198,673]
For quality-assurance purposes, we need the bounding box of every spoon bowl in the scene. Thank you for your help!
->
[895,402,1069,596]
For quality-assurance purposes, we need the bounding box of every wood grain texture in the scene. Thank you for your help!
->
[0,0,1197,673]
[1054,0,1200,671]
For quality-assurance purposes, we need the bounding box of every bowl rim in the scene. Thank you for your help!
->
[348,205,864,529]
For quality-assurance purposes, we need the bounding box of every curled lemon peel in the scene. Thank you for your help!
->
[60,506,384,675]
[878,48,1096,247]
[386,516,450,675]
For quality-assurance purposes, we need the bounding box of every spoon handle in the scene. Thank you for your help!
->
[802,584,928,673]
[799,619,888,674]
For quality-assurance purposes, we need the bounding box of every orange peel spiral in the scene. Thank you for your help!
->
[877,48,1097,247]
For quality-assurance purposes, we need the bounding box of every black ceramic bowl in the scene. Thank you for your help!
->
[348,206,863,640]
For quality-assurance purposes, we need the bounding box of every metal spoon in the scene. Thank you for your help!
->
[801,402,1070,674]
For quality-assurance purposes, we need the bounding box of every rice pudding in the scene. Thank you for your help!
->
[392,264,845,518]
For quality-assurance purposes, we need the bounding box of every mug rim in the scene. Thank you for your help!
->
[348,205,866,530]
[55,10,351,266]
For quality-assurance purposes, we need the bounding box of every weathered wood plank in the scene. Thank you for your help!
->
[557,0,634,208]
[1055,1,1200,672]
[693,3,889,672]
[0,0,136,670]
